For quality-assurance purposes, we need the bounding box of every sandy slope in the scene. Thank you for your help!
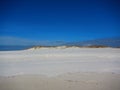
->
[0,48,120,90]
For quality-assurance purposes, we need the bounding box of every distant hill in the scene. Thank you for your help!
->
[0,36,120,48]
[64,37,120,48]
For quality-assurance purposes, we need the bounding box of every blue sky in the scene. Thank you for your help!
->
[0,0,120,42]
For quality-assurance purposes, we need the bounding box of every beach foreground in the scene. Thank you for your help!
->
[0,48,120,90]
[0,72,120,90]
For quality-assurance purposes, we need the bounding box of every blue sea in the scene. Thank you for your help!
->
[0,46,33,51]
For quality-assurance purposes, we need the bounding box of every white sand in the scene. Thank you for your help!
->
[0,48,120,90]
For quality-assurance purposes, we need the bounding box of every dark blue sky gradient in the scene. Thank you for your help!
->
[0,0,120,41]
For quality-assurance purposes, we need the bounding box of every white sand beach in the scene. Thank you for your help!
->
[0,48,120,90]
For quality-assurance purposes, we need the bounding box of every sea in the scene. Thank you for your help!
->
[0,46,33,51]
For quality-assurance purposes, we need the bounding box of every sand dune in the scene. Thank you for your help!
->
[0,48,120,90]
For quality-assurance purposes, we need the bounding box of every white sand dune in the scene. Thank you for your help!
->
[0,48,120,76]
[0,48,120,90]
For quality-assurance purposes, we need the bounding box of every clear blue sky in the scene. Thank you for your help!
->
[0,0,120,41]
